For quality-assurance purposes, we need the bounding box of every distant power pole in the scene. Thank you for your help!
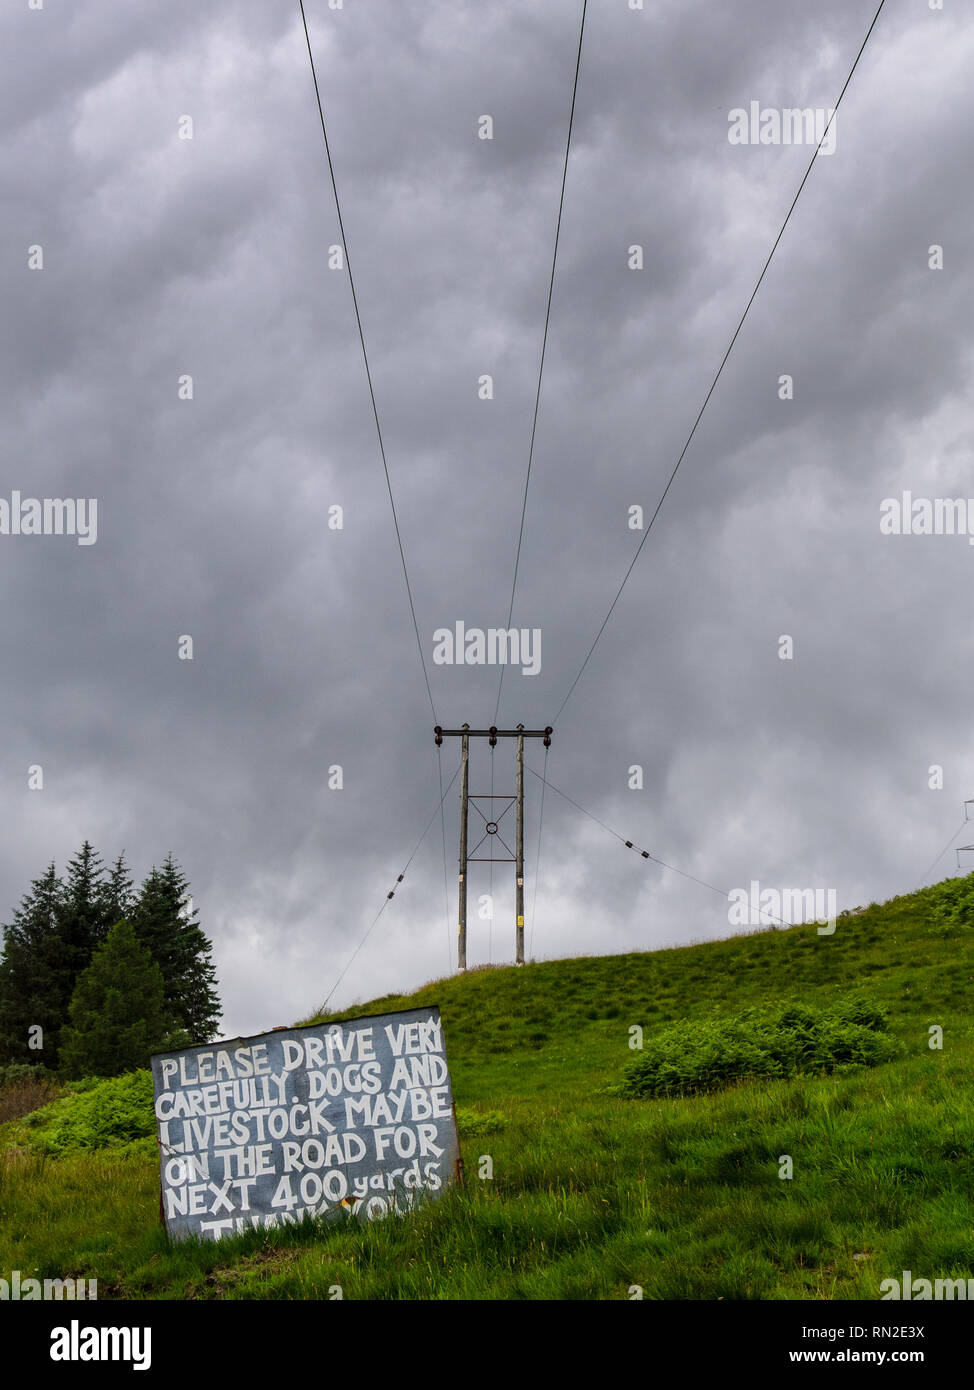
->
[434,724,552,970]
[956,800,974,869]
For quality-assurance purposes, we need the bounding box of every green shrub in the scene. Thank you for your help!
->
[925,873,974,933]
[455,1107,507,1136]
[16,1069,156,1156]
[619,995,895,1099]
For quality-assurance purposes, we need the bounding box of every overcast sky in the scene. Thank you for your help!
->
[2,0,972,1040]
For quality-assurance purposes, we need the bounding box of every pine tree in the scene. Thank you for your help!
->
[58,920,176,1078]
[103,853,134,925]
[2,844,221,1069]
[131,855,221,1043]
[40,842,124,1066]
[57,841,114,959]
[0,863,64,1068]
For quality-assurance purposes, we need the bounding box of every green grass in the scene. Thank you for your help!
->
[1,880,973,1299]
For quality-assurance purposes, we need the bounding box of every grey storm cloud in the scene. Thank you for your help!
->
[2,0,972,1036]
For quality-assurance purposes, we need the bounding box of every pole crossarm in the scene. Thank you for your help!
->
[435,726,552,743]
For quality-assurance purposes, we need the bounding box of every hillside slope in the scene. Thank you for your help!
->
[1,882,972,1299]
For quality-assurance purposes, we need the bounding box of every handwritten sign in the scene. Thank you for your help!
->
[151,1006,460,1241]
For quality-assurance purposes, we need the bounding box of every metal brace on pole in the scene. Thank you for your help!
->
[435,723,552,971]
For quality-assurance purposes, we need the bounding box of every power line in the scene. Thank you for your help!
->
[494,0,588,725]
[524,762,793,927]
[915,818,966,891]
[321,756,462,1011]
[552,0,889,727]
[299,0,437,722]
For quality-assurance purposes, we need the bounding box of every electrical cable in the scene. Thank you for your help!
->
[321,756,461,1009]
[299,0,438,721]
[494,0,588,724]
[552,0,889,727]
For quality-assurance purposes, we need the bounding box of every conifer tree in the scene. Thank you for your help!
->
[58,920,177,1078]
[44,842,125,1065]
[1,845,220,1068]
[130,855,221,1042]
[0,863,64,1067]
[57,841,113,959]
[104,853,134,925]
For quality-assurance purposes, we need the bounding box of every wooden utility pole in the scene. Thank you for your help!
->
[458,727,470,970]
[516,731,525,966]
[435,723,552,970]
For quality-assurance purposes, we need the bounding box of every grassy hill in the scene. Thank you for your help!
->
[1,881,972,1299]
